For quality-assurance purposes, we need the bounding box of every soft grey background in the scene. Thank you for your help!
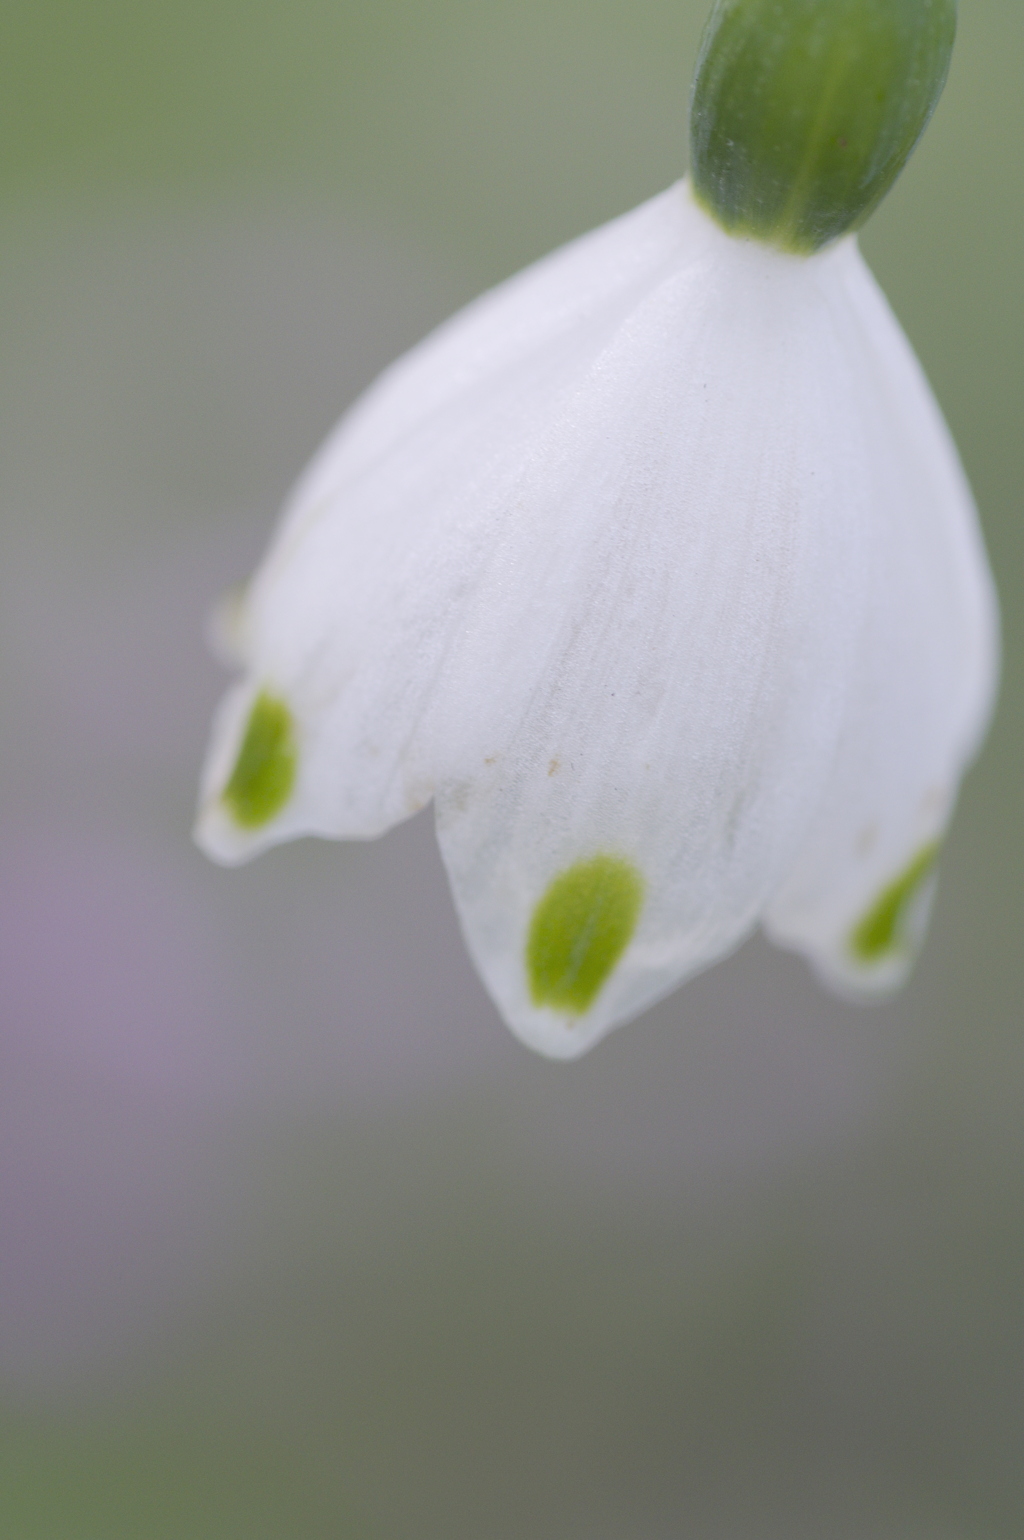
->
[0,2,1020,1535]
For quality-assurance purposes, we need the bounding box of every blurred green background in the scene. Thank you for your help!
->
[0,2,1020,1536]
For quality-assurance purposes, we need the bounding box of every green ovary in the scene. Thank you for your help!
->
[689,0,957,253]
[222,691,297,828]
[849,842,940,963]
[527,855,644,1014]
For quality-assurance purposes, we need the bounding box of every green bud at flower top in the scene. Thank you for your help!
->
[689,0,956,253]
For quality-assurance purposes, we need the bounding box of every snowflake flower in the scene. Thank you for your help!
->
[196,0,998,1058]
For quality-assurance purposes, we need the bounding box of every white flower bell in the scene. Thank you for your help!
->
[196,0,998,1059]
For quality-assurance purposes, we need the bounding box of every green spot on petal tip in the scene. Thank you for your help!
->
[849,841,940,963]
[527,855,644,1015]
[690,0,957,254]
[222,691,297,829]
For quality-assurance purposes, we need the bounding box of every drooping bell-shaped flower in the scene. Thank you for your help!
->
[196,0,998,1059]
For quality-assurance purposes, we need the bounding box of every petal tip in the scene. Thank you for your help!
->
[525,853,645,1016]
[846,842,939,968]
[501,1004,619,1063]
[192,802,259,869]
[195,685,300,864]
[781,841,941,1005]
[474,853,648,1061]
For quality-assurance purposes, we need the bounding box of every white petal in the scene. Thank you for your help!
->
[434,218,905,1058]
[763,252,999,997]
[195,185,696,861]
[280,184,694,527]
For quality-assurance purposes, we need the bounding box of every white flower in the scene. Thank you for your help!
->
[195,178,998,1059]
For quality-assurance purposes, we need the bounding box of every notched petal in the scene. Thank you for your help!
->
[221,691,297,829]
[526,854,644,1015]
[848,841,939,967]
